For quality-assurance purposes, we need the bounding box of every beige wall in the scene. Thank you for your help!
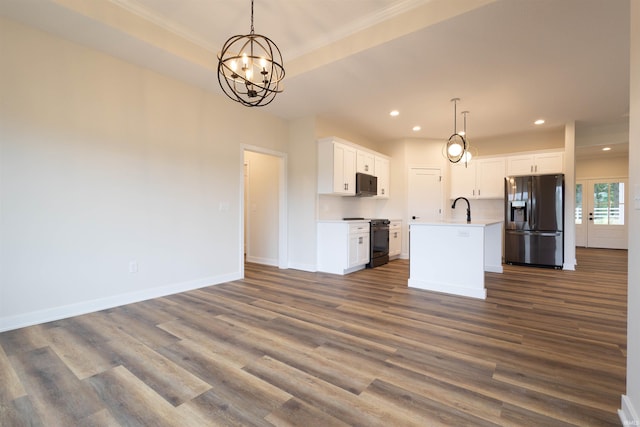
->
[576,156,629,179]
[623,0,640,422]
[472,127,565,156]
[0,18,288,329]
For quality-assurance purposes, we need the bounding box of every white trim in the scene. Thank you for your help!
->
[245,256,278,267]
[408,278,487,300]
[241,145,289,275]
[619,395,640,426]
[0,272,240,333]
[287,262,317,273]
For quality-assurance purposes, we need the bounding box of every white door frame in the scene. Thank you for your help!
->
[240,145,288,276]
[576,177,628,249]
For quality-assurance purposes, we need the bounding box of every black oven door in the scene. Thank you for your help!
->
[367,222,389,268]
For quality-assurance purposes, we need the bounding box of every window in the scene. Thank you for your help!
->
[593,182,625,225]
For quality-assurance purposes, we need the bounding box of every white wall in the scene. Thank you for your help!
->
[286,117,318,271]
[244,151,280,266]
[0,18,288,330]
[622,0,640,424]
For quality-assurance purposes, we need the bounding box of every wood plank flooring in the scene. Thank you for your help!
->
[0,247,627,426]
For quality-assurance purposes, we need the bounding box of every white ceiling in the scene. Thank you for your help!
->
[0,0,631,153]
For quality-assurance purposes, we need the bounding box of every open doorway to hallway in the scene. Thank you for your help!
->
[242,148,288,270]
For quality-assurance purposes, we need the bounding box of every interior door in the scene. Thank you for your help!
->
[576,179,628,249]
[408,167,442,221]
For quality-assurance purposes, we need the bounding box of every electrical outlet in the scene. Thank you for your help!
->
[129,261,138,273]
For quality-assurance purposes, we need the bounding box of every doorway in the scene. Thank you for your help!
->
[242,147,288,272]
[575,178,628,249]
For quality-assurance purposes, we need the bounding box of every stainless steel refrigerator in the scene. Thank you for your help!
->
[504,174,564,268]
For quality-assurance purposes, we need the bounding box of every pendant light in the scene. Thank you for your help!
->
[217,0,285,107]
[445,98,467,164]
[460,110,477,166]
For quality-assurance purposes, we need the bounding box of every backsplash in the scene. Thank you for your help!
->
[318,195,380,220]
[448,198,504,222]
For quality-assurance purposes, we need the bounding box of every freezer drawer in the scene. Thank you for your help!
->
[505,230,563,268]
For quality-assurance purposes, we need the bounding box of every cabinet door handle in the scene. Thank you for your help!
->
[530,165,533,173]
[478,189,481,196]
[358,236,363,244]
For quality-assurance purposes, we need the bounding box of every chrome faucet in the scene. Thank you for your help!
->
[452,197,471,223]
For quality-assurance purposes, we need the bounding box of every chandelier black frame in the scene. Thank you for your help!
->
[445,98,468,164]
[217,0,285,107]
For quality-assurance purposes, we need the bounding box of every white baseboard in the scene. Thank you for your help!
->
[287,262,317,272]
[0,272,241,333]
[620,395,640,426]
[245,255,278,266]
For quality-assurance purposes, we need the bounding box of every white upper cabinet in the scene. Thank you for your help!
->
[450,161,476,199]
[318,137,390,197]
[318,138,357,195]
[374,156,390,198]
[476,157,506,198]
[450,157,505,199]
[506,152,564,176]
[356,150,375,174]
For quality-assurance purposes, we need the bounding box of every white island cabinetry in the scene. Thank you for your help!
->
[409,220,503,299]
[317,221,370,275]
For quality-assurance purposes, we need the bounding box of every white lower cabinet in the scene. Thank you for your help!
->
[389,220,402,259]
[317,221,370,275]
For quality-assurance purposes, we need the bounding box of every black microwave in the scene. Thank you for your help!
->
[355,172,377,197]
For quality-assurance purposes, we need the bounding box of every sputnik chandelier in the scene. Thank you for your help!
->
[217,0,285,107]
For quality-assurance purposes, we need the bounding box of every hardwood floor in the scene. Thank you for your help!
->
[0,248,627,426]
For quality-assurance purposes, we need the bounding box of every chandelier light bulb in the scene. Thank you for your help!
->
[242,53,249,66]
[230,60,238,72]
[259,57,267,69]
[448,142,463,157]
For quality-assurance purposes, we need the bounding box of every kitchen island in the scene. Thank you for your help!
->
[408,220,503,299]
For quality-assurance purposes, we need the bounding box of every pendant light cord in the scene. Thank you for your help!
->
[250,0,255,34]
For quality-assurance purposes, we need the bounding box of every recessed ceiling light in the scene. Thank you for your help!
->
[389,110,399,117]
[534,119,545,125]
[412,126,421,131]
[602,147,612,151]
